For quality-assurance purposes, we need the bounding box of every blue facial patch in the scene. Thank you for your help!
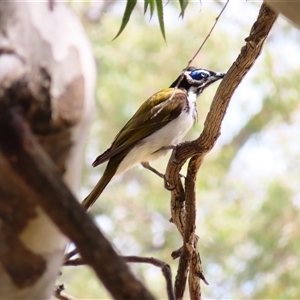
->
[190,69,210,81]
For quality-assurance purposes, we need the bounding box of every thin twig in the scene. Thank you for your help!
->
[172,0,230,96]
[54,285,77,300]
[124,256,175,300]
[64,255,175,300]
[186,0,229,68]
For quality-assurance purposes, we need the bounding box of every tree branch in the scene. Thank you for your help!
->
[54,285,77,300]
[165,3,278,300]
[0,106,155,300]
[65,255,175,300]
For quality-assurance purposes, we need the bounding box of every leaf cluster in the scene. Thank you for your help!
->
[115,0,191,40]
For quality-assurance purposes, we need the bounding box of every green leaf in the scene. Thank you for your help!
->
[155,0,166,41]
[144,0,155,20]
[179,0,189,18]
[144,0,148,14]
[148,0,155,20]
[113,0,137,40]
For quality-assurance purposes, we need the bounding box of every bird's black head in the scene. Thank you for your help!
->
[170,67,225,96]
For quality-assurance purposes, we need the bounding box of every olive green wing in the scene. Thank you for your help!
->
[92,88,187,167]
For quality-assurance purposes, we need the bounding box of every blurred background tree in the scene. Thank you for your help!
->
[61,1,300,299]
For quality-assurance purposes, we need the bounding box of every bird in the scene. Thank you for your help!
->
[82,67,225,210]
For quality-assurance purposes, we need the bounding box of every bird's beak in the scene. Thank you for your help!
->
[196,71,225,95]
[209,72,226,83]
[200,72,225,91]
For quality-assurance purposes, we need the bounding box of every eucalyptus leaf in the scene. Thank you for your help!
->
[148,0,155,20]
[155,0,166,41]
[179,0,189,18]
[144,0,148,14]
[113,0,137,40]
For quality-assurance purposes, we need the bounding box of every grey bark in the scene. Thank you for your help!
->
[0,2,96,298]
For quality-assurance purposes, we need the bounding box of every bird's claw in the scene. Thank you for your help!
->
[141,162,187,191]
[163,175,175,191]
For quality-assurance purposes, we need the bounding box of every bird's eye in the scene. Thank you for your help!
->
[190,70,210,81]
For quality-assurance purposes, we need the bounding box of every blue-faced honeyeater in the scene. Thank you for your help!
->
[82,67,225,210]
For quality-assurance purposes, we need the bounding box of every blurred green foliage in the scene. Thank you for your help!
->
[61,2,300,299]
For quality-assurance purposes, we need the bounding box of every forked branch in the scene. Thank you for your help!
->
[165,3,278,300]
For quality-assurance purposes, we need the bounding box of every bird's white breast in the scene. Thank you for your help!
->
[116,93,197,176]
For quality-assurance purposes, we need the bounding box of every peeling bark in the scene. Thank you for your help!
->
[0,2,96,298]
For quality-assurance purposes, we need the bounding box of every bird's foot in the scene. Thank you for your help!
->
[141,162,164,178]
[141,160,185,191]
[141,162,175,191]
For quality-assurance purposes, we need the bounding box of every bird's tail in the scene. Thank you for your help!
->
[81,164,116,211]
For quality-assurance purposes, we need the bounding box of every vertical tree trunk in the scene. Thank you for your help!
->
[0,2,96,298]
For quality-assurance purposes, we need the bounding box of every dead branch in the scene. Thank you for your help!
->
[165,3,278,300]
[124,256,175,300]
[64,255,175,300]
